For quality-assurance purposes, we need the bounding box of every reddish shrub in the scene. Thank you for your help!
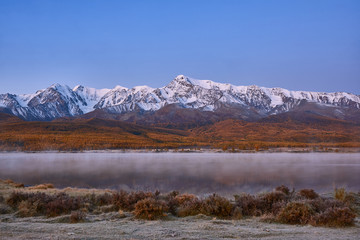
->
[260,191,288,213]
[175,194,198,205]
[200,194,233,218]
[271,201,287,215]
[70,210,86,223]
[96,193,113,206]
[311,207,356,227]
[299,189,319,200]
[167,191,179,199]
[134,198,169,220]
[0,204,12,214]
[166,193,201,217]
[232,206,243,219]
[306,198,345,214]
[6,192,30,208]
[113,191,153,211]
[275,185,290,195]
[45,193,83,217]
[235,193,262,216]
[277,202,314,225]
[176,197,202,217]
[16,200,37,217]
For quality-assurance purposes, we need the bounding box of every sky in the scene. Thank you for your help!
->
[0,0,359,94]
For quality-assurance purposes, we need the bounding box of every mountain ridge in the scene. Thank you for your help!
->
[1,75,359,121]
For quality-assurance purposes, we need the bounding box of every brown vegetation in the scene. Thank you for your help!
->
[0,181,358,226]
[70,210,86,223]
[277,202,314,224]
[311,207,356,227]
[28,184,54,190]
[134,198,169,220]
[299,189,319,200]
[172,194,202,217]
[0,117,359,151]
[200,194,233,218]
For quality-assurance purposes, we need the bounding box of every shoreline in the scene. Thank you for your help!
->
[1,147,360,154]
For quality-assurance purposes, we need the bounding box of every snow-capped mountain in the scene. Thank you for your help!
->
[0,75,359,121]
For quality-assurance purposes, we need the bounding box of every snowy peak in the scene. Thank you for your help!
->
[73,85,111,113]
[0,75,359,121]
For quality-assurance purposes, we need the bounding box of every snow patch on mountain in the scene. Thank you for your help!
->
[73,85,111,113]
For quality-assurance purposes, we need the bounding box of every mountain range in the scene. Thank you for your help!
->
[1,75,360,124]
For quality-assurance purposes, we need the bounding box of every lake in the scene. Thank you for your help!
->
[0,152,359,195]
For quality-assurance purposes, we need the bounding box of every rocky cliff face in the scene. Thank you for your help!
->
[1,75,359,121]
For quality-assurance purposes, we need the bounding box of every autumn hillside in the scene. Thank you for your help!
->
[1,109,360,151]
[0,116,194,151]
[192,112,360,149]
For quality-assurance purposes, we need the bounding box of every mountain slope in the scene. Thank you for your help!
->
[1,75,359,121]
[1,115,359,151]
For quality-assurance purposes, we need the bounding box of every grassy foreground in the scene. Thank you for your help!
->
[0,179,359,227]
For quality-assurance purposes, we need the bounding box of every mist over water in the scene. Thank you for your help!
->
[0,152,359,195]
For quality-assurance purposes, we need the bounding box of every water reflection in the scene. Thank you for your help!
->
[0,152,359,195]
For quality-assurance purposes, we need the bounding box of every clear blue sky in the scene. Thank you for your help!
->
[0,0,359,94]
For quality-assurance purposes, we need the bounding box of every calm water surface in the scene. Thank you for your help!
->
[0,152,359,194]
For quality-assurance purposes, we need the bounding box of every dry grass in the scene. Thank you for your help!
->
[334,188,346,202]
[28,183,54,190]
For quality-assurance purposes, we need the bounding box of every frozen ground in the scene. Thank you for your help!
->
[1,213,359,240]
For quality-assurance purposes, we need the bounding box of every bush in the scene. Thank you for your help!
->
[307,198,345,214]
[275,185,290,195]
[17,200,38,217]
[299,189,319,200]
[166,193,201,217]
[46,193,83,217]
[311,207,356,227]
[0,204,12,214]
[175,194,198,205]
[270,201,287,215]
[70,210,86,223]
[235,193,262,216]
[277,202,314,224]
[200,194,233,218]
[260,191,288,213]
[96,193,113,206]
[134,198,169,220]
[232,206,243,220]
[6,192,30,208]
[113,191,153,211]
[176,196,202,217]
[6,192,84,217]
